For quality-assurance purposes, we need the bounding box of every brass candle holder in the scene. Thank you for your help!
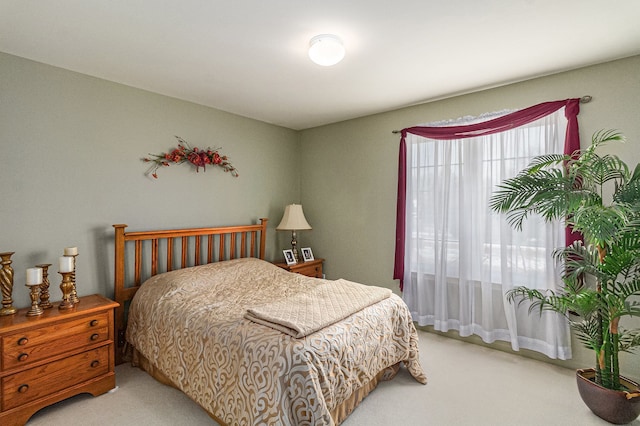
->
[25,283,44,316]
[58,271,75,310]
[0,251,17,316]
[65,254,80,305]
[35,263,53,309]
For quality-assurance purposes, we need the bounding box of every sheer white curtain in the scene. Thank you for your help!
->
[402,109,572,359]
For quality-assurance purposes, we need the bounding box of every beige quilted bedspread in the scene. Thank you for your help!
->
[244,279,391,337]
[126,258,426,425]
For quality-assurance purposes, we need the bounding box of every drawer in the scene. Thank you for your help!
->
[2,345,109,411]
[2,313,109,370]
[295,263,322,277]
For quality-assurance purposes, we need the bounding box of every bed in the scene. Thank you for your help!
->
[113,219,427,425]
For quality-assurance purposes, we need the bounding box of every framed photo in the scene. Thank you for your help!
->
[301,247,314,262]
[283,249,296,265]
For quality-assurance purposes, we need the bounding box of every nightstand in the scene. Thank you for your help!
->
[0,294,119,426]
[274,258,324,278]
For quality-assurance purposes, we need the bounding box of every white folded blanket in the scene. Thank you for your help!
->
[244,279,392,338]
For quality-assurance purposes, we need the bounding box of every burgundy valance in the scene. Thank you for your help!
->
[394,98,581,289]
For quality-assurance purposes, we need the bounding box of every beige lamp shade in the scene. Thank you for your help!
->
[276,204,312,230]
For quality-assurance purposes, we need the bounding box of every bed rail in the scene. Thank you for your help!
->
[112,218,268,364]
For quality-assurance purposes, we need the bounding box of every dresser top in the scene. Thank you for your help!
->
[0,294,119,333]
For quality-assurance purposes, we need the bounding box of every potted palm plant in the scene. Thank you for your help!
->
[489,130,640,424]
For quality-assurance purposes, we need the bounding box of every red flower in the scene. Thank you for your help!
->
[165,148,184,162]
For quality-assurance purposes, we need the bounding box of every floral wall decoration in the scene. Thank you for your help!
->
[143,136,239,178]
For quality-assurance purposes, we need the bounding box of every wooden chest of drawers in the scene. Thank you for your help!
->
[0,294,119,426]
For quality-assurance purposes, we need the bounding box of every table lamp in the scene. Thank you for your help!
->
[276,204,312,262]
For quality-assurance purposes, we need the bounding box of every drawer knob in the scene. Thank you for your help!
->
[91,360,100,368]
[90,333,100,341]
[17,353,29,362]
[18,384,29,394]
[90,319,99,327]
[17,337,29,346]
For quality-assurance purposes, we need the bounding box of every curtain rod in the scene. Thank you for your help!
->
[391,95,593,134]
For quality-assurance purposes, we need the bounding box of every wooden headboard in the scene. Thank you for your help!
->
[112,218,268,364]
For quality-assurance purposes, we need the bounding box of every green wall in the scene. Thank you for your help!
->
[0,52,300,306]
[299,55,640,379]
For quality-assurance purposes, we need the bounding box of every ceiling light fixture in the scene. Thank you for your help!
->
[308,34,345,66]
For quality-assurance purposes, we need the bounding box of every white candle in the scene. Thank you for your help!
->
[59,256,74,273]
[64,247,78,256]
[26,267,43,285]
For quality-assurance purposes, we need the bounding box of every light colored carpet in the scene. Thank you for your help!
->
[26,331,638,425]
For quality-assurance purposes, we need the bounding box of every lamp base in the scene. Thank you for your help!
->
[290,230,299,262]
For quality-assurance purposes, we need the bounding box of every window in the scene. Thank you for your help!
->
[396,101,580,359]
